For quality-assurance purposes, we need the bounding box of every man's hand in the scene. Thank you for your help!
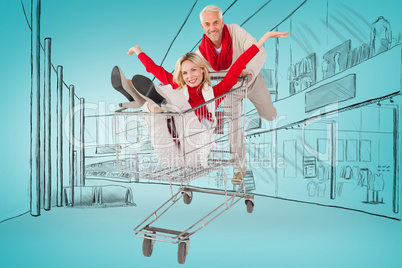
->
[127,45,142,56]
[240,71,250,77]
[238,71,251,82]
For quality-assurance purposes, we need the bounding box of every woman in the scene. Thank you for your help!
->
[113,30,290,183]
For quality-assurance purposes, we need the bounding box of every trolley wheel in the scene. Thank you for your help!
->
[142,237,154,257]
[177,242,187,264]
[246,199,254,213]
[183,191,193,205]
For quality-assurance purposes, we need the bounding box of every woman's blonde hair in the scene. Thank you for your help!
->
[173,52,211,93]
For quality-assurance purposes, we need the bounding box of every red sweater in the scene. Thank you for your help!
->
[138,44,259,120]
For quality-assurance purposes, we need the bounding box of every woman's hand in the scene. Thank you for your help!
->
[127,45,143,56]
[265,31,291,39]
[255,31,290,49]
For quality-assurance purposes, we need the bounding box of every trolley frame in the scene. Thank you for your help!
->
[113,76,254,263]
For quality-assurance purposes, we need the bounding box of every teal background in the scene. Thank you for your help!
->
[0,0,401,267]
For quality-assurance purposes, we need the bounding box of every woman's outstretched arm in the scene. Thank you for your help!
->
[127,45,176,87]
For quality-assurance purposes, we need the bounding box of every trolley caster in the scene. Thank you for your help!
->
[182,190,193,205]
[142,232,155,257]
[245,199,254,213]
[177,240,189,264]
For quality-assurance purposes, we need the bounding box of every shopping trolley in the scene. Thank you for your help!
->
[114,76,254,264]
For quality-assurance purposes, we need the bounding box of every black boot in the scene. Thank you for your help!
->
[131,75,167,107]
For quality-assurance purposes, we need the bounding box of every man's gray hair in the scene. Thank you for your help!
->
[199,5,223,23]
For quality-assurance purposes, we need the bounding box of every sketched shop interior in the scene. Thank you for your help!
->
[3,0,400,224]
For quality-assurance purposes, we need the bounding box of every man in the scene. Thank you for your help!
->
[196,5,278,184]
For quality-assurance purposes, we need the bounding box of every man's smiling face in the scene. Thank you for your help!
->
[201,11,224,42]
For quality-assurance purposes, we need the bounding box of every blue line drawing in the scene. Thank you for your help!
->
[2,0,400,228]
[0,1,400,267]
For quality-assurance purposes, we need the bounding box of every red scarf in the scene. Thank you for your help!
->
[199,25,233,71]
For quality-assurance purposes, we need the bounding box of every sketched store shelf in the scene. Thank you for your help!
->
[64,185,135,208]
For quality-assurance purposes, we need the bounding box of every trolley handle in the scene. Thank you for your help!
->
[115,76,248,115]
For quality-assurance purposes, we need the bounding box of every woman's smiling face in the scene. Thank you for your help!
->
[181,60,204,88]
